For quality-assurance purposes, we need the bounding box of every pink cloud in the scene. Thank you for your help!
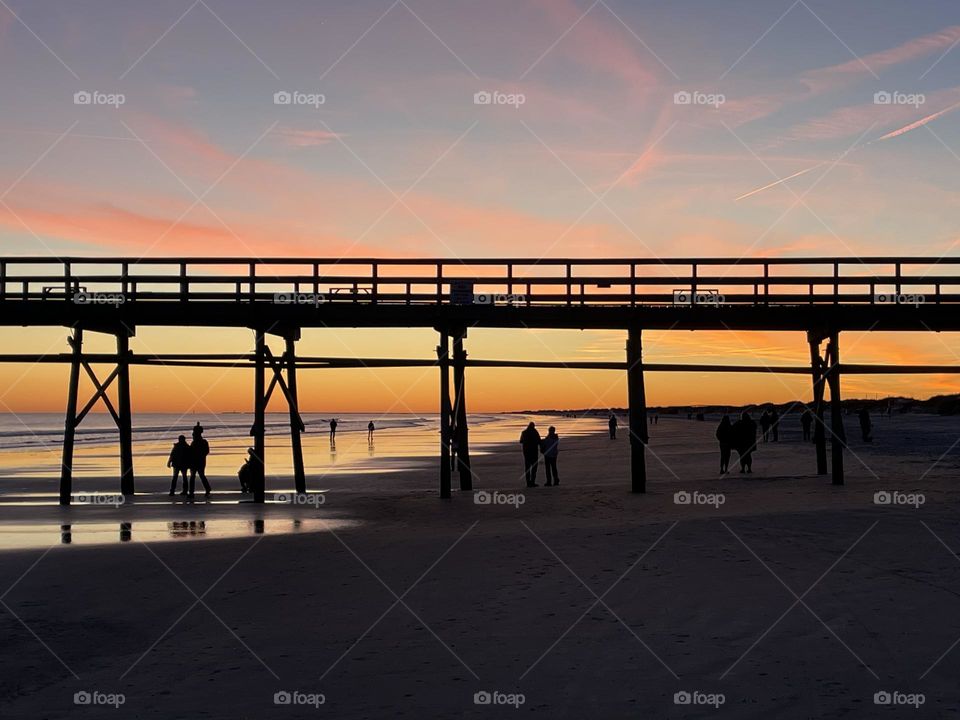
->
[272,127,342,147]
[802,25,960,93]
[529,0,663,88]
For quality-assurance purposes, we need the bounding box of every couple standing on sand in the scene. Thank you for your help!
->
[519,422,560,487]
[715,413,758,474]
[167,422,212,497]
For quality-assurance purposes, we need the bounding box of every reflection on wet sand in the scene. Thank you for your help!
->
[4,516,356,550]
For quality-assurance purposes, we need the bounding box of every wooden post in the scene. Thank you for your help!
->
[452,328,472,491]
[808,332,828,475]
[286,334,306,494]
[827,331,845,485]
[117,331,135,496]
[59,328,83,506]
[438,330,451,499]
[626,328,648,493]
[252,330,266,503]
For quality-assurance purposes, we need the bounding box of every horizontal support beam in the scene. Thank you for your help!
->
[0,353,958,374]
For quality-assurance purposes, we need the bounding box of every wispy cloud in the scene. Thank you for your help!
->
[273,127,342,147]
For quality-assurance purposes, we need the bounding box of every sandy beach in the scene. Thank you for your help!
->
[1,412,959,718]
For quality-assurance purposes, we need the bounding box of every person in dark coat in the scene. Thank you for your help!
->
[715,415,733,474]
[520,422,542,488]
[734,412,757,473]
[858,408,873,442]
[608,414,618,439]
[801,409,813,442]
[167,435,190,495]
[541,426,560,486]
[237,447,256,493]
[188,422,212,497]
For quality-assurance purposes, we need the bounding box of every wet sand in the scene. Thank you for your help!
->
[2,413,960,718]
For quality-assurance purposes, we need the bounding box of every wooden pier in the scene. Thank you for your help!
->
[1,255,959,503]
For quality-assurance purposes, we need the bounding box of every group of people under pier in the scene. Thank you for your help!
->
[161,405,879,500]
[166,417,379,498]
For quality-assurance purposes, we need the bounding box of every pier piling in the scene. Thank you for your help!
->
[452,327,472,491]
[626,328,648,493]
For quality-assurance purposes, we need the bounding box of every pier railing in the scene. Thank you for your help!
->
[2,257,959,307]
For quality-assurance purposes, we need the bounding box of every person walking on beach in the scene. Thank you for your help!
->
[367,421,375,443]
[715,415,733,474]
[167,435,190,495]
[734,412,757,473]
[608,413,618,439]
[771,408,780,442]
[541,426,560,486]
[329,418,338,442]
[858,408,873,442]
[801,409,813,441]
[759,410,771,443]
[520,422,542,488]
[188,422,212,497]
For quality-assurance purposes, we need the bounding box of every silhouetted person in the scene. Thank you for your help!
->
[167,435,190,495]
[859,408,873,442]
[801,409,813,442]
[520,422,541,487]
[759,410,771,443]
[608,414,618,439]
[541,426,560,486]
[367,421,375,443]
[715,415,733,474]
[238,447,256,493]
[771,409,780,442]
[734,412,757,473]
[246,448,264,499]
[329,418,338,441]
[189,423,212,497]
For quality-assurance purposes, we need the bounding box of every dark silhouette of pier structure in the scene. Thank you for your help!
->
[1,256,959,504]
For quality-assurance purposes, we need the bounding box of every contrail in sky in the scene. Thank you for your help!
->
[734,163,825,202]
[875,99,960,141]
[736,99,960,201]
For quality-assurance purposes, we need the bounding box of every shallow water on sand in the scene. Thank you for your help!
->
[0,516,357,550]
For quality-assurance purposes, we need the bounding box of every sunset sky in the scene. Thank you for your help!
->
[1,0,959,412]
